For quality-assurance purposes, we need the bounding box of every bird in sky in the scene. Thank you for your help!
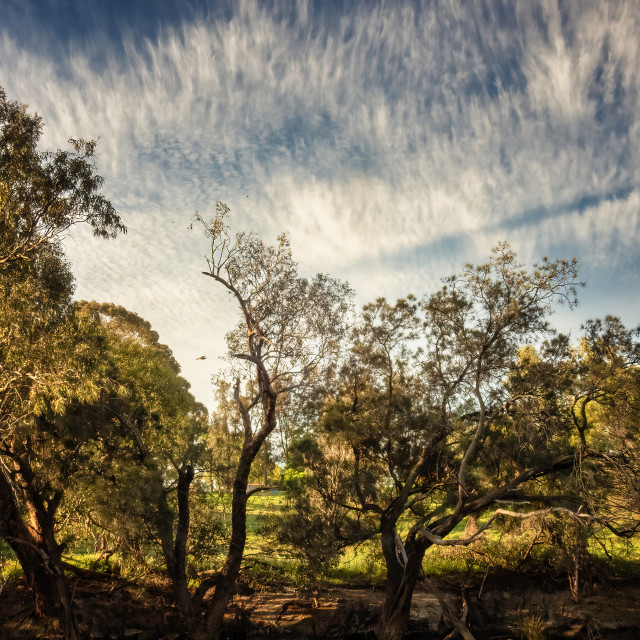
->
[196,355,207,360]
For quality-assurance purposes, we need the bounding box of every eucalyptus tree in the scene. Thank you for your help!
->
[374,247,585,639]
[0,88,124,266]
[193,202,352,639]
[562,317,640,535]
[72,302,208,622]
[487,316,640,601]
[0,88,124,638]
[290,245,588,640]
[0,293,111,640]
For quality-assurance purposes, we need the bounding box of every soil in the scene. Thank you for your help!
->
[1,572,639,639]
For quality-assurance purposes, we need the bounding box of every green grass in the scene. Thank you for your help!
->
[240,496,640,586]
[3,493,639,592]
[246,490,287,535]
[328,540,386,586]
[0,559,22,585]
[588,531,640,579]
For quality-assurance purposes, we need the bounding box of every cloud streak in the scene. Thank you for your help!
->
[1,0,639,406]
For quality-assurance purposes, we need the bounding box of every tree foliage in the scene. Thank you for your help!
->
[280,245,613,640]
[0,87,124,639]
[0,88,124,266]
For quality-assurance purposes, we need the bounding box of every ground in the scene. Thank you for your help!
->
[2,571,640,639]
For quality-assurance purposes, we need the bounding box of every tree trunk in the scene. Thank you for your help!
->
[377,523,426,640]
[191,361,277,639]
[196,444,255,640]
[567,521,589,603]
[158,465,197,625]
[0,472,79,639]
[263,436,268,487]
[174,465,196,616]
[27,498,79,640]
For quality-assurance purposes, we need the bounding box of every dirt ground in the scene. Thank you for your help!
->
[2,573,640,639]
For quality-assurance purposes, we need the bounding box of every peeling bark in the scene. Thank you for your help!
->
[377,521,428,640]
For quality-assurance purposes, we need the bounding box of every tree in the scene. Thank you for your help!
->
[0,88,124,266]
[0,88,124,638]
[487,316,640,601]
[561,317,640,548]
[288,244,589,640]
[0,296,114,640]
[192,202,352,639]
[69,302,208,625]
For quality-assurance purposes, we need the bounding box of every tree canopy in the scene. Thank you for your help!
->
[0,87,125,639]
[0,88,124,266]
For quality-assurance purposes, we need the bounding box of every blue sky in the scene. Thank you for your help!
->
[2,0,639,408]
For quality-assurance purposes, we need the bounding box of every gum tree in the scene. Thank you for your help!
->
[194,203,351,639]
[373,245,582,640]
[71,302,208,623]
[289,245,587,640]
[0,89,124,638]
[0,294,111,640]
[0,88,123,266]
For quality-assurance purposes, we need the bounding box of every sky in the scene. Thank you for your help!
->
[2,0,639,410]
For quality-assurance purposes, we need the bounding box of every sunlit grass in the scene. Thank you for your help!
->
[0,558,22,585]
[2,493,639,593]
[228,496,640,586]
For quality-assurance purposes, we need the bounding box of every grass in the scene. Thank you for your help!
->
[2,492,639,592]
[327,539,387,587]
[511,612,550,640]
[0,559,22,587]
[240,496,640,587]
[246,489,287,535]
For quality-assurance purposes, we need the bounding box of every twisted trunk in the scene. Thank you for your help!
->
[0,471,79,639]
[377,520,427,640]
[195,390,278,640]
[195,446,254,640]
[159,464,197,625]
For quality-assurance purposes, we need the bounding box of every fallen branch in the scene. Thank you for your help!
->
[61,560,118,582]
[420,507,594,547]
[247,485,275,498]
[424,578,477,640]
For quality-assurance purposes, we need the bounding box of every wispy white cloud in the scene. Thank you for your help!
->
[1,0,639,406]
[471,189,640,265]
